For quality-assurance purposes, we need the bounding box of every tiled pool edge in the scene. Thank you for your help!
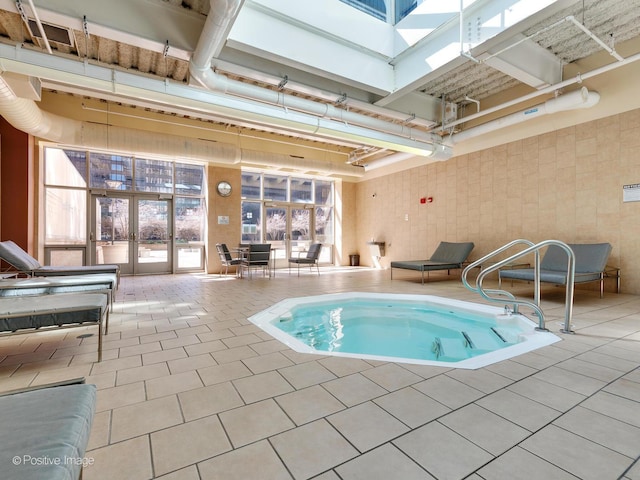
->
[248,292,562,369]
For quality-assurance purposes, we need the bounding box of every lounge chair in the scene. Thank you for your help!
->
[288,243,322,276]
[240,243,271,279]
[0,292,109,361]
[498,242,617,297]
[216,243,242,276]
[0,378,96,480]
[0,240,119,288]
[0,273,117,311]
[390,241,475,284]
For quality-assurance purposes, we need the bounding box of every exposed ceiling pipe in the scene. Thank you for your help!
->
[448,87,600,144]
[15,0,52,54]
[190,0,440,155]
[191,0,244,69]
[364,152,415,171]
[213,60,437,130]
[443,45,640,133]
[0,73,364,177]
[364,142,453,171]
[25,0,52,54]
[363,87,598,171]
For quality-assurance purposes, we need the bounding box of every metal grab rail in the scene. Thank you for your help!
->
[461,239,576,333]
[462,239,536,313]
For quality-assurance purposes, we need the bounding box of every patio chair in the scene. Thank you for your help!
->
[390,241,475,284]
[241,243,271,279]
[0,240,120,288]
[288,243,322,276]
[216,243,242,276]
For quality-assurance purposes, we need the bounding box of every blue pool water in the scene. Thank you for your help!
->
[248,293,560,369]
[276,299,522,362]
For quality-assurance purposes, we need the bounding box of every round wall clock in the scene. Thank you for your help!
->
[216,181,232,197]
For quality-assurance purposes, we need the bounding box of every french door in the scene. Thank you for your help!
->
[264,205,311,268]
[91,194,173,275]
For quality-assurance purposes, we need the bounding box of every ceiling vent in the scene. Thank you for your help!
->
[0,72,41,100]
[27,19,74,48]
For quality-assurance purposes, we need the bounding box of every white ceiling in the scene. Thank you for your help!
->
[0,0,639,166]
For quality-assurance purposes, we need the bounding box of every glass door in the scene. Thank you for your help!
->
[91,194,172,275]
[92,195,132,274]
[135,198,172,274]
[264,205,312,269]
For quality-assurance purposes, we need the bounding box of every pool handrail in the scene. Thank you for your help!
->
[462,239,576,333]
[461,239,537,311]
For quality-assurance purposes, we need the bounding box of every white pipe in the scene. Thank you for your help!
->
[443,51,640,132]
[191,0,244,72]
[364,152,416,171]
[191,66,441,148]
[450,87,600,144]
[567,16,624,62]
[212,60,437,129]
[25,0,53,54]
[189,1,440,152]
[0,75,364,177]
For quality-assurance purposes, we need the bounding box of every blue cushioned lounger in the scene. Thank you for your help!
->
[390,241,475,284]
[498,243,616,297]
[0,240,119,288]
[0,293,109,361]
[0,379,96,480]
[0,274,117,310]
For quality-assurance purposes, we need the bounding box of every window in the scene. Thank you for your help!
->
[263,174,288,201]
[135,158,173,193]
[242,201,262,243]
[241,172,261,199]
[43,147,207,271]
[90,153,133,190]
[44,148,88,245]
[240,172,335,256]
[291,177,312,203]
[175,162,205,195]
[45,148,87,187]
[45,188,86,244]
[340,0,386,21]
[340,0,421,23]
[175,197,205,243]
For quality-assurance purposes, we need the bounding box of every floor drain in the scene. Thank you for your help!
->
[77,333,94,339]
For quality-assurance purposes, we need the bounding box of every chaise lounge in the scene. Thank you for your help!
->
[0,378,96,480]
[0,240,119,288]
[390,241,475,284]
[0,274,117,311]
[498,242,617,297]
[0,292,110,361]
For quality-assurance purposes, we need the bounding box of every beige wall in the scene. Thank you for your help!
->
[207,165,241,274]
[355,108,640,294]
[336,180,358,266]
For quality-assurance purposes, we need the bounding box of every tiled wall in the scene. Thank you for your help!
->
[355,108,640,294]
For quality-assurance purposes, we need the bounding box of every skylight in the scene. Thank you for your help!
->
[339,0,424,24]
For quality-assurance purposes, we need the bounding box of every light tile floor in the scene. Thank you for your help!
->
[1,268,640,479]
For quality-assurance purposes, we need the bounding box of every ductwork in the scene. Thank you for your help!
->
[448,87,600,144]
[0,76,78,144]
[363,87,599,170]
[191,0,245,69]
[0,73,365,177]
[190,0,440,156]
